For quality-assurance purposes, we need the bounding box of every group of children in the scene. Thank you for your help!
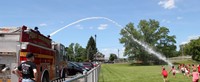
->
[162,64,200,82]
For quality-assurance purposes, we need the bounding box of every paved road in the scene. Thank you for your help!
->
[64,74,85,82]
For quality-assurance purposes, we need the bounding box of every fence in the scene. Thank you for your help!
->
[64,64,101,82]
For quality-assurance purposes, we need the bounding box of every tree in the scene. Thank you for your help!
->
[74,43,86,61]
[119,23,145,63]
[182,37,200,61]
[86,36,98,61]
[109,53,117,61]
[66,43,75,61]
[119,19,177,65]
[65,43,86,61]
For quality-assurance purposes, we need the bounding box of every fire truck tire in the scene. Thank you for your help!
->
[42,72,49,82]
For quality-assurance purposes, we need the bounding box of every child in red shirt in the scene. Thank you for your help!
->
[162,68,168,82]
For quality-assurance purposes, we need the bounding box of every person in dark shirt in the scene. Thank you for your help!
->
[13,52,37,82]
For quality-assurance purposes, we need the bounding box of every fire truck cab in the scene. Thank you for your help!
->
[0,26,67,82]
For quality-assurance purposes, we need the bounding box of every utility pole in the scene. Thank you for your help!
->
[118,49,119,59]
[95,34,97,45]
[95,34,97,61]
[181,45,184,60]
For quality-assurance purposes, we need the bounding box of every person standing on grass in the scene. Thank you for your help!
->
[181,65,185,75]
[192,64,197,71]
[185,66,191,77]
[169,66,176,78]
[162,67,168,82]
[191,69,199,82]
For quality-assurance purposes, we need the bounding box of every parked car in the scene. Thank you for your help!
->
[66,62,84,76]
[92,62,99,67]
[76,62,90,71]
[82,62,94,70]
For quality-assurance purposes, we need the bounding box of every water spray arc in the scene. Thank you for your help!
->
[50,17,122,36]
[50,17,173,66]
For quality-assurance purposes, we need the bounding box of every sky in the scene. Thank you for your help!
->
[0,0,200,58]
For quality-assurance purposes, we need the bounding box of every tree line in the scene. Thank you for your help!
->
[64,19,200,64]
[65,36,98,62]
[119,19,200,65]
[119,19,178,65]
[180,37,200,61]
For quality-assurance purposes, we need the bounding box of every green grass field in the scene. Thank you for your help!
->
[99,63,193,82]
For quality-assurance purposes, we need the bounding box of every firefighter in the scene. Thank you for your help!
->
[34,27,40,33]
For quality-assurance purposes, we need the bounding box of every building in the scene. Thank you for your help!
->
[93,52,105,62]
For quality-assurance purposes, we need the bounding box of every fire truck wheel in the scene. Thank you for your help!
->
[42,72,49,82]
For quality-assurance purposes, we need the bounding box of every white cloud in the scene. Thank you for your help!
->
[180,35,200,45]
[180,42,188,45]
[158,0,176,9]
[177,16,183,20]
[74,25,96,30]
[99,48,125,59]
[161,19,171,23]
[75,24,84,30]
[98,24,108,30]
[60,21,64,24]
[39,23,47,27]
[89,27,94,29]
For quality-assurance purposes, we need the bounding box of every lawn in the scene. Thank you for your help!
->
[99,63,192,82]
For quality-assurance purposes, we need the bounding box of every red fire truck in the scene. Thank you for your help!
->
[0,26,67,82]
